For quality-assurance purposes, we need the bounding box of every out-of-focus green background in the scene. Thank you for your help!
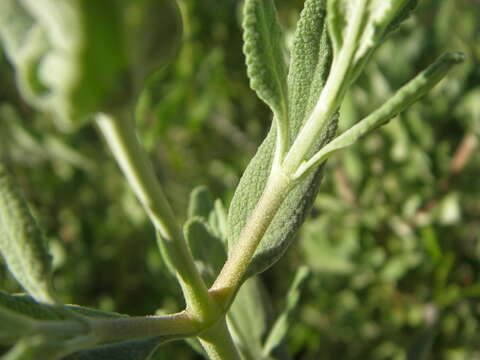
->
[0,0,479,359]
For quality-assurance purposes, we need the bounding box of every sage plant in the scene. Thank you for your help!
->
[0,0,463,359]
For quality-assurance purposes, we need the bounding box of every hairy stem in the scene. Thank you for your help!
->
[211,170,292,307]
[198,318,241,360]
[87,311,198,343]
[283,0,367,175]
[95,113,214,321]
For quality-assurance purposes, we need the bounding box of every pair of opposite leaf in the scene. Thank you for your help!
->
[0,0,181,129]
[228,0,462,278]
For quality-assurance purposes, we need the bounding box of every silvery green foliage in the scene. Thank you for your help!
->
[242,0,289,130]
[262,266,309,357]
[0,162,55,304]
[298,52,465,174]
[228,0,337,277]
[184,217,226,286]
[327,0,418,82]
[0,291,174,360]
[227,277,270,360]
[0,0,181,129]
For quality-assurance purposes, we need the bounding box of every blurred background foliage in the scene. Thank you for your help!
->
[0,0,479,359]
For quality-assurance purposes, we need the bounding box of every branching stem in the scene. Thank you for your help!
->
[95,113,215,321]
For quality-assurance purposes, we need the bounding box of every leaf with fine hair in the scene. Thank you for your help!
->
[0,162,56,304]
[295,52,465,178]
[262,266,309,357]
[187,185,215,221]
[242,0,289,133]
[63,337,172,360]
[184,217,226,286]
[227,0,337,277]
[0,291,178,360]
[227,277,270,360]
[327,0,418,81]
[0,307,37,343]
[0,0,124,128]
[0,0,182,129]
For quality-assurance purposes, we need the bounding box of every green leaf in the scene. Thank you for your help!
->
[0,291,174,360]
[327,0,418,81]
[208,199,228,243]
[0,162,56,303]
[227,277,269,360]
[187,186,215,221]
[0,0,182,128]
[287,0,333,137]
[184,218,226,285]
[0,307,37,343]
[62,337,169,360]
[262,267,309,357]
[296,52,465,176]
[0,0,125,128]
[242,0,289,129]
[227,0,337,277]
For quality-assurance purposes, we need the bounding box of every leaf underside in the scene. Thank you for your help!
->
[0,291,174,360]
[242,0,289,124]
[0,162,55,303]
[228,0,338,277]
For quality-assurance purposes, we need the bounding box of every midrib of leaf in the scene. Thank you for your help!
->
[225,0,336,282]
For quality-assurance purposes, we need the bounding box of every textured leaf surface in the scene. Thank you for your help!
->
[0,291,172,360]
[303,53,465,170]
[262,267,309,357]
[227,0,337,277]
[242,0,289,125]
[184,217,226,286]
[327,0,418,79]
[63,337,168,360]
[0,162,55,303]
[227,277,269,360]
[0,0,181,128]
[187,186,215,221]
[0,307,37,343]
[0,0,124,127]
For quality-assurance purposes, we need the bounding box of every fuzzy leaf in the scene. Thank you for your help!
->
[298,52,465,174]
[242,0,289,126]
[0,162,55,303]
[0,0,124,128]
[208,199,228,243]
[327,0,418,80]
[227,0,337,277]
[0,0,182,129]
[184,218,226,286]
[227,277,269,360]
[262,267,309,357]
[63,337,170,360]
[0,291,174,360]
[0,307,37,343]
[3,335,170,360]
[187,186,215,221]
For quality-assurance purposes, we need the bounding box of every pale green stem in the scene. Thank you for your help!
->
[294,52,465,179]
[211,170,292,307]
[282,0,367,175]
[86,311,198,343]
[198,318,242,360]
[210,1,368,307]
[95,113,214,320]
